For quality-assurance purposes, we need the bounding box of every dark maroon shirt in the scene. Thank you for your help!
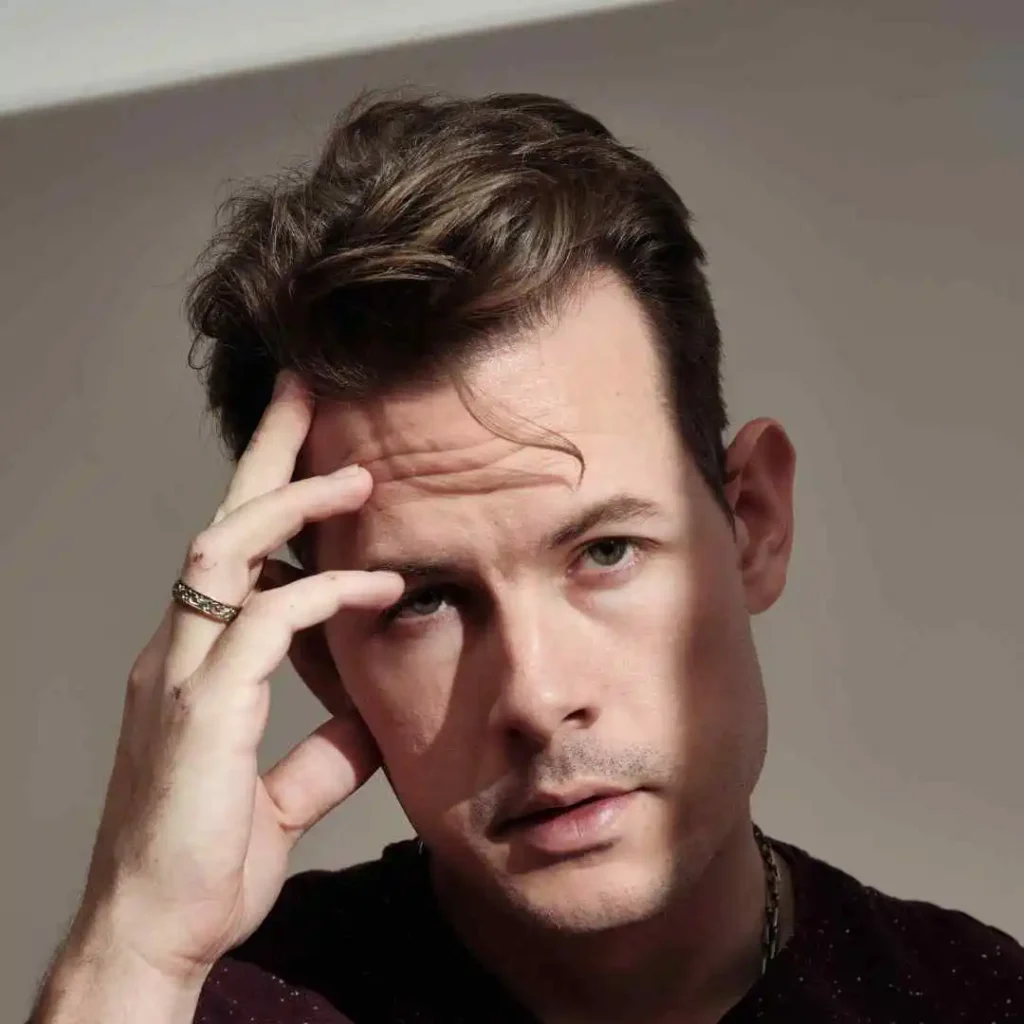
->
[195,837,1024,1023]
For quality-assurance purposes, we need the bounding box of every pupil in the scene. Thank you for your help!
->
[591,540,625,566]
[411,590,443,615]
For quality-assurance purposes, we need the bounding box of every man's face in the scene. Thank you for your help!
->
[305,273,790,932]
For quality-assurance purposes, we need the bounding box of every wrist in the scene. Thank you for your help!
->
[35,914,208,1024]
[73,890,217,984]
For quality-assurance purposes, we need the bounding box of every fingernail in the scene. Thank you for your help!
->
[331,463,364,478]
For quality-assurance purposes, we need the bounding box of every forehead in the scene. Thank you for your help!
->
[303,275,686,560]
[304,274,668,477]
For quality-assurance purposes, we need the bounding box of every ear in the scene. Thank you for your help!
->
[722,419,796,615]
[258,559,359,720]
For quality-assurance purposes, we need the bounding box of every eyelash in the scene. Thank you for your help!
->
[380,537,647,628]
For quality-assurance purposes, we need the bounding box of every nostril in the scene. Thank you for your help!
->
[564,705,597,727]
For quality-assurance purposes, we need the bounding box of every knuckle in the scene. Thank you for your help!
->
[126,660,151,697]
[127,646,156,688]
[185,530,224,573]
[127,655,168,705]
[234,593,295,659]
[239,589,278,621]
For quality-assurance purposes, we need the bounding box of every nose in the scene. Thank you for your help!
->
[480,592,600,751]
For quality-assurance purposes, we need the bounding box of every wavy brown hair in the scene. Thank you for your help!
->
[187,91,730,547]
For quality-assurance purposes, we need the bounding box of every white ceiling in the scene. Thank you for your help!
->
[0,0,657,115]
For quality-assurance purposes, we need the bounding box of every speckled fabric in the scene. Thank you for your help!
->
[196,837,1024,1023]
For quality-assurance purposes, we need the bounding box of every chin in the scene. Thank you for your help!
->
[496,848,676,934]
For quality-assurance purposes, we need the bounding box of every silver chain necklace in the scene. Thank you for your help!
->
[754,823,781,975]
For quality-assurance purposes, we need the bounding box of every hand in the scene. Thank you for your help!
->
[67,372,404,987]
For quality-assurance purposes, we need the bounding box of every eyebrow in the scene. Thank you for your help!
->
[363,494,665,580]
[546,493,665,548]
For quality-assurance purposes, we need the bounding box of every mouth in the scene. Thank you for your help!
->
[494,786,639,856]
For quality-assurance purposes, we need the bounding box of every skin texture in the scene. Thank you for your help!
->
[297,272,797,1023]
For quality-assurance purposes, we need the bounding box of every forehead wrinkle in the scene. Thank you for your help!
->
[355,467,576,580]
[372,462,575,501]
[362,423,579,494]
[364,435,518,482]
[315,429,580,573]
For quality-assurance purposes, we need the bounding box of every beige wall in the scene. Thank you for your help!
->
[2,0,1021,1016]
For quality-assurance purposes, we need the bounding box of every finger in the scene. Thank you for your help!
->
[263,712,382,842]
[212,371,312,524]
[196,569,404,700]
[185,467,370,597]
[162,371,310,681]
[166,469,372,682]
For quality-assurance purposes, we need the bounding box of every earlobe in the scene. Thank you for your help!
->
[723,419,796,614]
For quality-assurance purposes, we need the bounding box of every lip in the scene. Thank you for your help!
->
[495,786,639,856]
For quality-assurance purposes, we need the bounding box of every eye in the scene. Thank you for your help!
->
[385,584,455,623]
[578,537,635,570]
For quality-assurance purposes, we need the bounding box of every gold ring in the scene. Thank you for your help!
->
[171,579,242,624]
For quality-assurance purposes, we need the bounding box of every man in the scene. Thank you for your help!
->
[31,92,1023,1024]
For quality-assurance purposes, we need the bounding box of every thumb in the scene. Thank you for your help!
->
[262,711,382,842]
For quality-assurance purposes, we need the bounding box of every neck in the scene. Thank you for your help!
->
[432,815,792,1024]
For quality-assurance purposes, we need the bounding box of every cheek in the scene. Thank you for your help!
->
[324,619,468,768]
[623,521,763,754]
[326,623,490,834]
[680,560,755,693]
[673,540,767,785]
